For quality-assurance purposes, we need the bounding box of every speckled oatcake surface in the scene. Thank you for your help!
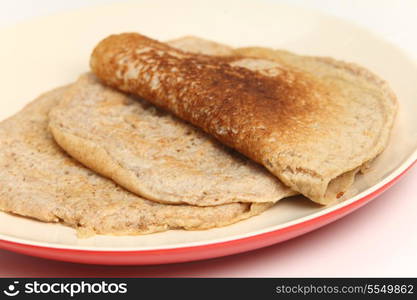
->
[0,87,272,237]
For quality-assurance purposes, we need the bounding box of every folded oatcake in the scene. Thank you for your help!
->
[0,88,272,237]
[90,33,397,204]
[48,38,295,206]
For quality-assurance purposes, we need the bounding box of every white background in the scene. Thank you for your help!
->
[0,0,416,277]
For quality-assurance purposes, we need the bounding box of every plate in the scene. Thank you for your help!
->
[0,0,416,265]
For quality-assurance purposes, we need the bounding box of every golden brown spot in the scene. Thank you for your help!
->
[336,191,345,199]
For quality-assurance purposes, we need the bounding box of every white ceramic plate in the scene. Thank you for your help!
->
[0,0,416,265]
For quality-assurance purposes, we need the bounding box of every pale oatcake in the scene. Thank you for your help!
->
[0,88,272,237]
[90,33,397,204]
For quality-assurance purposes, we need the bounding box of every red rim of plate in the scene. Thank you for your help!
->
[0,159,416,266]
